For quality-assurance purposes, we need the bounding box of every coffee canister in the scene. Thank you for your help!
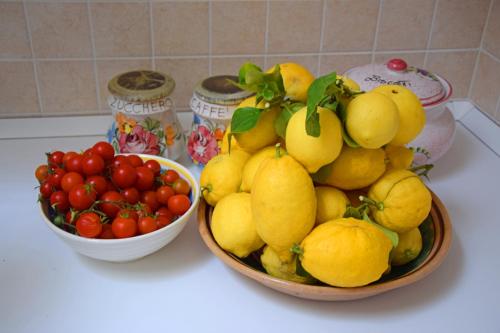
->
[188,75,252,166]
[107,70,185,160]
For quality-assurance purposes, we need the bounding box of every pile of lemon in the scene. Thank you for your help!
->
[200,63,432,288]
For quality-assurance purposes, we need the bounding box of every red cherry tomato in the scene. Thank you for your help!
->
[117,209,139,222]
[122,187,140,204]
[60,171,84,193]
[35,164,49,183]
[112,164,137,189]
[62,151,78,167]
[138,216,157,235]
[39,181,55,199]
[156,185,175,205]
[76,212,102,238]
[111,155,131,169]
[82,154,105,176]
[98,224,115,239]
[135,166,154,191]
[141,191,160,212]
[162,169,179,184]
[48,151,65,167]
[85,175,108,196]
[127,155,143,167]
[155,209,174,228]
[50,190,70,212]
[172,178,191,195]
[135,203,152,219]
[112,215,137,238]
[92,141,115,162]
[65,154,83,173]
[46,168,66,189]
[99,191,125,219]
[168,194,191,216]
[68,184,97,211]
[144,160,161,176]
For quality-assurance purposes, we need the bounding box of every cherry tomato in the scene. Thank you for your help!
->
[69,184,97,211]
[172,178,191,195]
[138,216,157,235]
[82,154,105,176]
[155,209,174,228]
[162,169,179,184]
[112,164,137,189]
[98,224,115,239]
[99,191,125,219]
[127,154,143,167]
[76,212,102,238]
[144,160,161,176]
[92,141,115,162]
[46,168,66,189]
[39,181,55,199]
[62,151,78,167]
[106,179,118,192]
[65,154,83,174]
[82,148,95,158]
[50,190,70,212]
[85,175,108,196]
[111,155,131,169]
[117,209,139,222]
[60,171,84,193]
[35,164,49,183]
[156,185,175,205]
[135,203,152,220]
[141,190,160,212]
[168,194,191,216]
[122,187,140,204]
[48,151,65,167]
[111,215,137,238]
[135,166,154,191]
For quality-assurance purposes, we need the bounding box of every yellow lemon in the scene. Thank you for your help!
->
[267,62,315,103]
[372,85,426,145]
[286,106,343,173]
[211,193,264,258]
[240,146,279,192]
[385,144,414,170]
[220,124,243,154]
[315,186,350,225]
[299,218,392,287]
[252,152,316,262]
[366,169,432,233]
[320,146,386,190]
[200,150,250,206]
[346,92,400,149]
[260,245,315,284]
[233,96,279,153]
[392,228,423,266]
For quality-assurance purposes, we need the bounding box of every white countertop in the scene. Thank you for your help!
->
[1,101,499,333]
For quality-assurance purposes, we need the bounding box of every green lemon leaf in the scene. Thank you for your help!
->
[311,162,333,183]
[362,212,399,248]
[274,102,304,139]
[305,72,338,137]
[231,107,262,133]
[239,62,263,85]
[341,126,360,148]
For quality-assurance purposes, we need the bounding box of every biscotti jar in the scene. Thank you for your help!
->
[187,75,252,166]
[106,70,185,161]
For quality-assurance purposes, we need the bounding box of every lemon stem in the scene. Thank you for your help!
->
[275,143,282,158]
[290,244,303,256]
[200,185,212,194]
[359,195,384,211]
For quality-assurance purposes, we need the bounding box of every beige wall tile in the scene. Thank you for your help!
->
[156,58,209,110]
[37,60,97,113]
[426,51,477,99]
[484,0,500,59]
[211,56,265,76]
[319,54,372,76]
[431,0,490,49]
[153,2,209,56]
[211,1,266,55]
[268,0,322,53]
[377,0,434,51]
[96,59,153,112]
[0,62,39,115]
[471,52,500,120]
[91,3,151,57]
[323,0,379,52]
[0,3,31,58]
[374,52,426,68]
[266,55,319,77]
[27,3,92,58]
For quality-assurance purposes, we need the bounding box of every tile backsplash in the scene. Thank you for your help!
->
[0,0,499,124]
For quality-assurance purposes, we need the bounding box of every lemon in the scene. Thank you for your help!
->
[372,85,426,145]
[286,106,343,173]
[320,146,386,190]
[385,144,414,170]
[233,96,279,153]
[200,150,250,206]
[392,228,423,266]
[260,245,315,284]
[299,218,392,287]
[338,75,360,91]
[267,62,315,103]
[211,193,264,258]
[240,146,279,192]
[367,169,432,233]
[220,124,242,154]
[315,186,350,225]
[346,91,400,149]
[252,152,316,262]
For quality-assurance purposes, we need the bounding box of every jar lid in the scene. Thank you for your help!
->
[344,58,452,107]
[108,70,175,102]
[193,75,252,106]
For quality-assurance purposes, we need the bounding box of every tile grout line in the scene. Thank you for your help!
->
[150,0,156,70]
[86,0,102,113]
[22,1,44,116]
[263,0,270,69]
[208,0,212,76]
[317,0,327,76]
[482,47,500,63]
[423,0,439,68]
[495,95,500,121]
[457,119,500,157]
[371,0,383,63]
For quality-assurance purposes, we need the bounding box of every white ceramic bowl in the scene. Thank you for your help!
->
[40,154,200,263]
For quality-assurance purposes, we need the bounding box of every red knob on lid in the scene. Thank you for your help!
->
[387,58,407,72]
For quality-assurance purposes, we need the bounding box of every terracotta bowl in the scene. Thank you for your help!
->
[198,191,452,301]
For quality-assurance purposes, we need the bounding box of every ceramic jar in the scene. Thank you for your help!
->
[344,58,454,165]
[106,70,185,161]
